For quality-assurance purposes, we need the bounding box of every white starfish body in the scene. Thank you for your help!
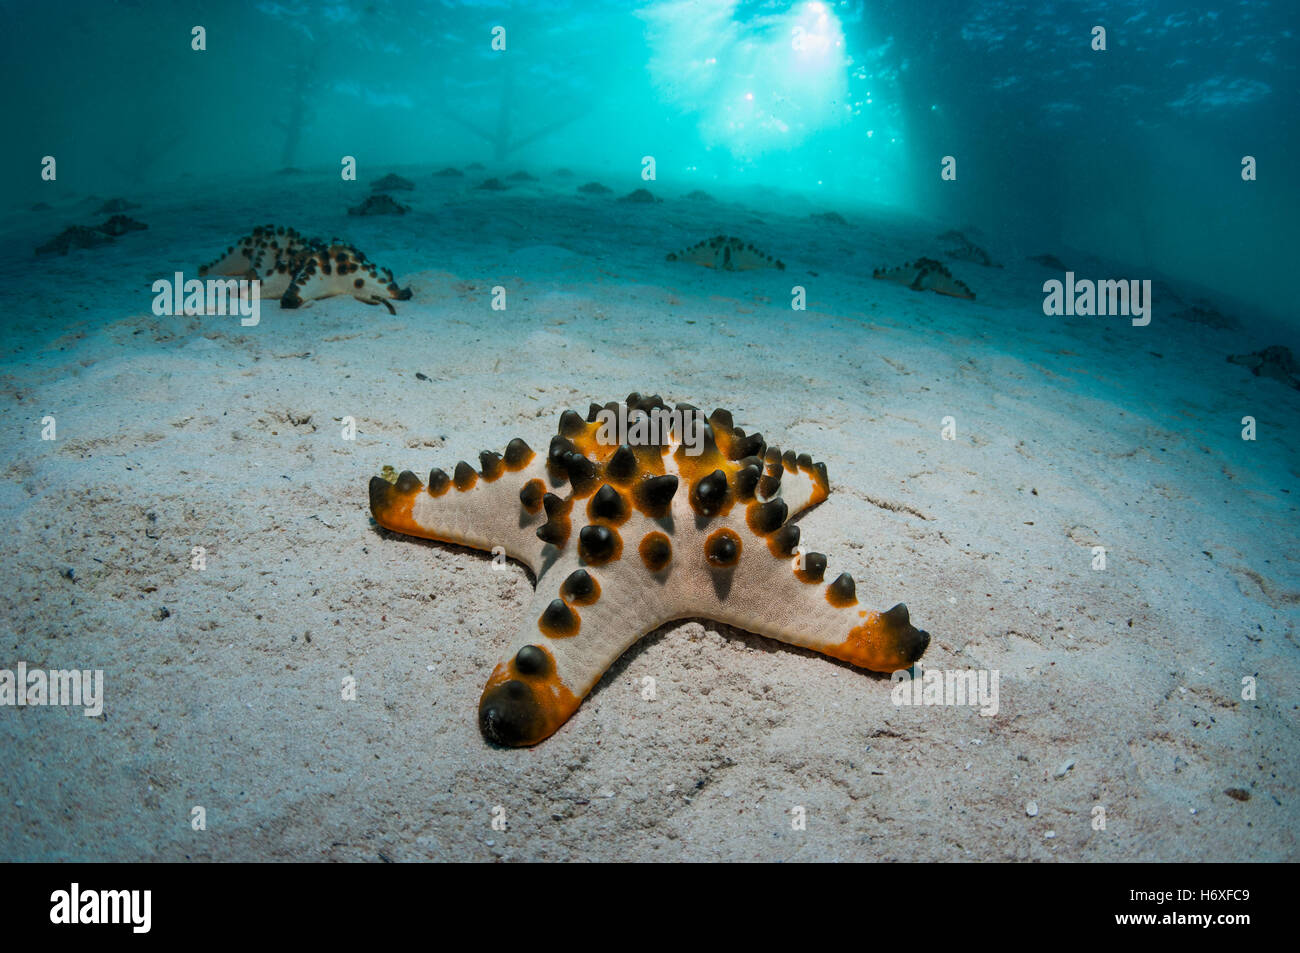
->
[199,225,412,311]
[370,395,931,746]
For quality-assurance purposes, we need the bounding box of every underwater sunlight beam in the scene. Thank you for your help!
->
[642,0,848,158]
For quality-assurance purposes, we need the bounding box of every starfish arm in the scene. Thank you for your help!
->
[199,245,256,278]
[199,225,307,288]
[670,426,926,678]
[368,444,553,573]
[281,245,401,309]
[686,547,931,674]
[755,447,828,517]
[477,557,674,746]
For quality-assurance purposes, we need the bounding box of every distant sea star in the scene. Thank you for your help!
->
[369,395,930,746]
[199,225,412,313]
[667,235,785,271]
[873,257,975,299]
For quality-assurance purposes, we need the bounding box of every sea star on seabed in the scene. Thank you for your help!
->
[369,394,930,746]
[873,257,975,299]
[667,235,785,271]
[199,225,412,312]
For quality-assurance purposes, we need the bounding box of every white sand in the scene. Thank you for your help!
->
[0,167,1295,861]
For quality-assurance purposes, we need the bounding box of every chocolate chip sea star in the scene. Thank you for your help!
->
[369,395,930,746]
[199,225,412,312]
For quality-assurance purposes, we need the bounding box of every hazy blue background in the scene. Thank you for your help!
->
[3,0,1295,322]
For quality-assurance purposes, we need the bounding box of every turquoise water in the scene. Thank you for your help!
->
[2,0,1295,325]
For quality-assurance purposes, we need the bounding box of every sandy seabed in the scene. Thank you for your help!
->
[0,167,1295,861]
